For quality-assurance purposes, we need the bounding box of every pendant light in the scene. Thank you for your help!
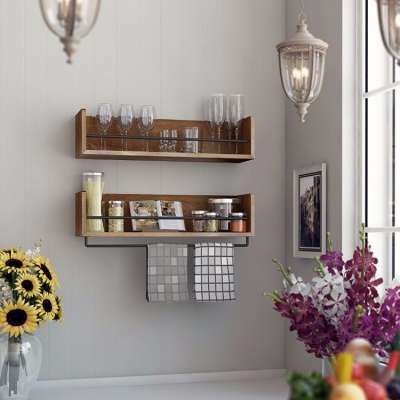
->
[377,0,400,63]
[39,0,101,64]
[276,1,328,123]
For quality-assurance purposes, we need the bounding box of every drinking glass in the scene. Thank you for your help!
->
[96,103,113,150]
[209,94,226,153]
[160,129,169,152]
[168,129,178,152]
[183,127,199,153]
[138,105,156,151]
[229,94,245,154]
[118,104,134,151]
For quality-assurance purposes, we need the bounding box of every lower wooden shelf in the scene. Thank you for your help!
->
[76,192,255,239]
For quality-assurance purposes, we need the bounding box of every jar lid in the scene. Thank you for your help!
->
[208,198,240,204]
[109,200,124,206]
[192,210,207,215]
[231,212,245,218]
[82,172,104,176]
[205,212,217,217]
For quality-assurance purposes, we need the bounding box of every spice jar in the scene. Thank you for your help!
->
[82,172,104,233]
[192,210,207,232]
[230,212,246,233]
[208,198,240,231]
[108,201,125,232]
[205,212,218,232]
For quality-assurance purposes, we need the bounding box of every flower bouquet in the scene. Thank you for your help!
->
[0,242,62,399]
[268,226,400,360]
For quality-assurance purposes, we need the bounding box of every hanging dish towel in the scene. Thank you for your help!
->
[147,244,189,302]
[193,242,235,302]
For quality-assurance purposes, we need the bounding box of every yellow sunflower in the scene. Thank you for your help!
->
[53,296,63,322]
[33,257,58,288]
[0,250,30,274]
[15,273,41,299]
[0,298,38,337]
[36,293,58,321]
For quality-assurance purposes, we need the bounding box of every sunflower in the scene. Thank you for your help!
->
[33,257,58,288]
[53,296,63,322]
[0,298,38,337]
[15,273,41,299]
[36,293,58,321]
[0,250,30,274]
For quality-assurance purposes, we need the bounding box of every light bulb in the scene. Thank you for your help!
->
[396,13,400,28]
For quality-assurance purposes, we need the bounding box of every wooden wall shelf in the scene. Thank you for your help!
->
[76,192,255,238]
[75,109,255,163]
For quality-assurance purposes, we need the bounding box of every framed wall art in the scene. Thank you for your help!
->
[293,163,327,258]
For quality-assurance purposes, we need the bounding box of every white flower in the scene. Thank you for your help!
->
[311,268,348,326]
[25,241,42,260]
[287,274,312,297]
[0,278,12,303]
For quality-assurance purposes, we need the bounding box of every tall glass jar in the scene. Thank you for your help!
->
[108,201,125,232]
[82,172,104,233]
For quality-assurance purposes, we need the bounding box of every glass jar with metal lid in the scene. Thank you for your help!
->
[208,198,240,231]
[230,212,246,233]
[108,200,125,232]
[192,210,207,232]
[205,212,218,232]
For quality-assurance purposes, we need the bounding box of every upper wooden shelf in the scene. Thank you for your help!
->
[75,109,255,163]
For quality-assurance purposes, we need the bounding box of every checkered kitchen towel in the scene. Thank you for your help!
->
[147,244,189,302]
[193,243,235,302]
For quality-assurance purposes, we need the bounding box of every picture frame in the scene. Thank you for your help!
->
[293,163,327,259]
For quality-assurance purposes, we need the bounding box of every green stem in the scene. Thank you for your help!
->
[272,258,293,287]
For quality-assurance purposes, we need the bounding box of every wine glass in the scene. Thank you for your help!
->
[209,94,226,153]
[118,104,134,151]
[229,95,245,154]
[96,103,113,150]
[138,105,156,151]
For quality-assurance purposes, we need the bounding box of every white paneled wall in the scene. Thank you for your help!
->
[0,0,286,379]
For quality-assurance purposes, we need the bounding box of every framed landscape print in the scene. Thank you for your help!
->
[293,163,327,258]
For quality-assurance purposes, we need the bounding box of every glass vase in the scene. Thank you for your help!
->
[0,335,42,400]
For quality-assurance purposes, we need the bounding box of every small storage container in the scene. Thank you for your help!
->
[208,198,240,231]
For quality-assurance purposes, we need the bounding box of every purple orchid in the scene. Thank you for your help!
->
[269,226,400,359]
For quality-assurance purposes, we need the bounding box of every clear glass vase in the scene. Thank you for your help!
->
[0,335,42,400]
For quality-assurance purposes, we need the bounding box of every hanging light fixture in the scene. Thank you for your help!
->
[39,0,101,64]
[276,1,328,123]
[377,0,400,63]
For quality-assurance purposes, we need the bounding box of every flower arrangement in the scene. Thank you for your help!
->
[268,226,400,359]
[0,242,62,398]
[0,242,62,337]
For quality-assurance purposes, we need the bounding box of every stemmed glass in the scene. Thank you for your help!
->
[138,105,156,151]
[96,103,113,150]
[209,94,226,153]
[229,95,245,154]
[118,104,134,151]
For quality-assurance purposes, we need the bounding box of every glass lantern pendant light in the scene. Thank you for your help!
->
[39,0,101,64]
[276,2,328,123]
[377,0,400,63]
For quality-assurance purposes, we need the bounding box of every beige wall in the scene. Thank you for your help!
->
[284,0,343,372]
[0,0,286,379]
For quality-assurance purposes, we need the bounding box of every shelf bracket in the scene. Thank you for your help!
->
[84,236,251,249]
